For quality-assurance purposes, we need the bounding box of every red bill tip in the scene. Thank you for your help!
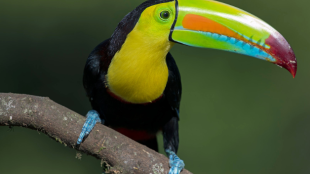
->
[266,33,297,78]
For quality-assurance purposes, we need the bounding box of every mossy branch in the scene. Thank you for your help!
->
[0,93,192,174]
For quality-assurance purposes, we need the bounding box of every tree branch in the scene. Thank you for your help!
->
[0,93,192,174]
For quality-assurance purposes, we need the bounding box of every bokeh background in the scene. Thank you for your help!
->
[0,0,309,173]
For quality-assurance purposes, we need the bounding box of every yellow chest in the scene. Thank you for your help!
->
[107,30,173,104]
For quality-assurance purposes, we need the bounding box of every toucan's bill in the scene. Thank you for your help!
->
[170,0,297,77]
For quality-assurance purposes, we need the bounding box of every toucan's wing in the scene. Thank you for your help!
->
[162,52,182,155]
[164,52,182,119]
[83,39,110,99]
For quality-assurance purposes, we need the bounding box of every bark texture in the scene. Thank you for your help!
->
[0,93,192,174]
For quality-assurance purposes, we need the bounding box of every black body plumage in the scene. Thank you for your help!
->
[83,0,181,153]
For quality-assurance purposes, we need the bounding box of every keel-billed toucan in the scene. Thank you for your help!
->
[77,0,297,173]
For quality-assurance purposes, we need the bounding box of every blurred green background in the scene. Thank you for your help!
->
[0,0,309,173]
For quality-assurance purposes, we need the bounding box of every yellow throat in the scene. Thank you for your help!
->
[106,2,175,104]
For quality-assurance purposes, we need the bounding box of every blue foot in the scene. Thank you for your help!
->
[166,150,185,174]
[77,110,103,144]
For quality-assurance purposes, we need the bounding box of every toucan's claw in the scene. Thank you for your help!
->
[166,150,185,174]
[77,110,102,144]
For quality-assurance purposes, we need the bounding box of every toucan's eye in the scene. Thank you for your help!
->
[160,11,170,20]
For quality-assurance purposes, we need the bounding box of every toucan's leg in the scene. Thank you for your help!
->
[77,110,103,144]
[163,117,184,174]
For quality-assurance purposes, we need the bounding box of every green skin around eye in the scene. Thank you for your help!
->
[137,2,175,33]
[152,2,175,25]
